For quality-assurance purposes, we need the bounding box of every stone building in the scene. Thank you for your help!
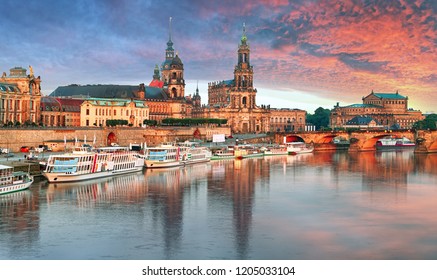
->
[80,97,149,127]
[330,91,424,129]
[0,66,41,125]
[269,108,306,132]
[40,96,82,126]
[192,24,306,133]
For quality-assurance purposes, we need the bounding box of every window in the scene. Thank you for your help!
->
[86,109,90,115]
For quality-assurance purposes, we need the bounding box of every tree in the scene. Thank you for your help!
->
[306,107,331,130]
[106,119,128,127]
[413,114,437,130]
[143,119,158,126]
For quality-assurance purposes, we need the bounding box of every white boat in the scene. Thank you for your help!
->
[376,137,415,150]
[179,141,212,164]
[144,144,186,168]
[211,147,235,160]
[42,146,144,183]
[0,165,33,195]
[234,145,264,159]
[263,145,288,156]
[286,142,314,155]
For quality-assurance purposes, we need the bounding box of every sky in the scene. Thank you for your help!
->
[0,0,436,114]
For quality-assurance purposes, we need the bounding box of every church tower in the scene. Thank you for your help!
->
[230,23,256,109]
[192,81,201,108]
[161,17,185,99]
[149,64,164,88]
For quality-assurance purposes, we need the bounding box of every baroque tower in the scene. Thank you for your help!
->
[230,23,256,109]
[161,17,185,99]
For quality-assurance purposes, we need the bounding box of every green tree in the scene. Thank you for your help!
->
[143,119,158,126]
[306,107,331,130]
[413,114,437,130]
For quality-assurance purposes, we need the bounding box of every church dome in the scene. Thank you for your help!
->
[171,55,183,66]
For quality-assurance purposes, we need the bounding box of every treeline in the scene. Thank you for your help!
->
[413,114,437,130]
[105,118,228,127]
[161,118,228,126]
[106,119,129,127]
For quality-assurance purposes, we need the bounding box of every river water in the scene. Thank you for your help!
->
[1,150,437,260]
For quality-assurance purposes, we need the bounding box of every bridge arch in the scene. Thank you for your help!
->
[284,135,305,143]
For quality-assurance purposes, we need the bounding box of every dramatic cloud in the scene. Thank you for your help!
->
[0,0,435,112]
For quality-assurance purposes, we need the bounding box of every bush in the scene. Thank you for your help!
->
[161,118,228,126]
[106,119,128,127]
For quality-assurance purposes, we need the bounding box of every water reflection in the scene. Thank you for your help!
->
[45,174,148,207]
[0,182,41,259]
[1,151,437,259]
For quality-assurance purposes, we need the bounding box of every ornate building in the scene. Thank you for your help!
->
[80,97,149,127]
[330,91,424,129]
[40,96,82,126]
[0,66,41,125]
[193,24,306,133]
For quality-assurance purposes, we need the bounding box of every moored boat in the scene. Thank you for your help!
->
[263,145,288,156]
[286,142,314,155]
[376,136,415,150]
[179,141,212,164]
[144,144,186,168]
[42,146,144,183]
[0,165,33,195]
[234,145,264,159]
[211,147,235,160]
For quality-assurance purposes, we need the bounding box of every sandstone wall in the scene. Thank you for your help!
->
[0,126,231,152]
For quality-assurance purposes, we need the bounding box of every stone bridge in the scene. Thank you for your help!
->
[274,129,437,153]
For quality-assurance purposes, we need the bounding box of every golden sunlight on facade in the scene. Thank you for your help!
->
[80,98,149,127]
[0,66,41,125]
[330,91,424,129]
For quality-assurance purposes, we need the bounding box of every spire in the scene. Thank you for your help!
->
[196,80,199,96]
[168,17,173,44]
[241,22,247,45]
[165,17,175,61]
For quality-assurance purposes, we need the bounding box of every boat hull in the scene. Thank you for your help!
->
[0,180,33,195]
[376,145,415,150]
[183,158,211,165]
[43,166,143,183]
[145,160,183,168]
[211,155,234,160]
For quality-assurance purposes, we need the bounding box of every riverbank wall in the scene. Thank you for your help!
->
[0,126,231,152]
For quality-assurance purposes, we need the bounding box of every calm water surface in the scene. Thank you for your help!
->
[1,150,437,260]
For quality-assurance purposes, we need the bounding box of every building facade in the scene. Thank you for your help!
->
[80,97,149,127]
[330,91,424,129]
[269,108,306,132]
[40,96,82,126]
[0,66,41,125]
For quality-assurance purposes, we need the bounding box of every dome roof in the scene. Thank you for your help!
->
[171,55,183,66]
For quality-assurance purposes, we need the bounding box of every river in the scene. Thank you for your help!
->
[1,150,437,259]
